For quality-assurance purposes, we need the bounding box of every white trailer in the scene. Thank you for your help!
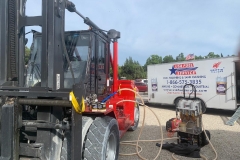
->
[147,56,240,110]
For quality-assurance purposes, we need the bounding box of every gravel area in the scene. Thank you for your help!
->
[119,104,240,160]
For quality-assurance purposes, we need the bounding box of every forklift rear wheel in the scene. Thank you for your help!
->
[128,104,140,131]
[82,116,119,160]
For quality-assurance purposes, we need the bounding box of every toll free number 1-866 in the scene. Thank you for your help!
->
[167,79,202,85]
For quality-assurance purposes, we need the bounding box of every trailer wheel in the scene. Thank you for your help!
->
[82,116,119,160]
[174,97,181,107]
[200,100,207,113]
[128,104,140,131]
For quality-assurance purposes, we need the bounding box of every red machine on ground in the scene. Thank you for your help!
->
[166,118,182,133]
[0,0,139,159]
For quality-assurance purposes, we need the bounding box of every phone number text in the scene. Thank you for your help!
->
[166,79,202,85]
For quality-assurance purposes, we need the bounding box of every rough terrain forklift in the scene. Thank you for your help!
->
[0,0,139,159]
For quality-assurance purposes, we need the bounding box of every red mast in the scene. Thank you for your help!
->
[113,41,118,92]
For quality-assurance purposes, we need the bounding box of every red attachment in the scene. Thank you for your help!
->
[113,41,118,93]
[171,118,181,132]
[117,80,136,124]
[106,80,136,137]
[166,118,181,137]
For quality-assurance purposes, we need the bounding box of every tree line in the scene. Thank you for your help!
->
[117,52,235,80]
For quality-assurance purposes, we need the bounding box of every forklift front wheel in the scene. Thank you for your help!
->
[82,116,120,160]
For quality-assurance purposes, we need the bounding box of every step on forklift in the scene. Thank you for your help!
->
[0,0,139,159]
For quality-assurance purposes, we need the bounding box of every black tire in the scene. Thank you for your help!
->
[200,100,207,113]
[201,130,210,147]
[60,131,71,160]
[60,116,94,160]
[194,98,207,113]
[82,116,120,160]
[174,97,182,107]
[128,104,140,131]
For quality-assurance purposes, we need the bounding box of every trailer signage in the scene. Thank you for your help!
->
[210,62,224,73]
[169,63,198,75]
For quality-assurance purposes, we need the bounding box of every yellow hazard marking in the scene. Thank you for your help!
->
[70,91,85,114]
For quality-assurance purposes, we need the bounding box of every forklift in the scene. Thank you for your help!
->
[0,0,139,159]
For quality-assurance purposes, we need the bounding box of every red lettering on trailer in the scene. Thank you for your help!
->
[174,63,194,69]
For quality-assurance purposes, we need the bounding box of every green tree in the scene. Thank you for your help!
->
[109,66,122,78]
[120,57,145,79]
[118,66,122,78]
[207,52,220,58]
[163,55,175,63]
[143,54,162,71]
[109,67,113,77]
[195,55,204,60]
[25,46,31,64]
[176,53,185,61]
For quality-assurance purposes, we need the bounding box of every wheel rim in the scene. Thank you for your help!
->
[106,132,117,160]
[134,106,139,125]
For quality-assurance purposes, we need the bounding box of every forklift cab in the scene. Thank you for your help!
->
[25,30,110,97]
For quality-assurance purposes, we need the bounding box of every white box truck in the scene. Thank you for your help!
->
[147,56,240,110]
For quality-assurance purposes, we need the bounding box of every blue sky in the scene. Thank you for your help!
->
[26,0,240,66]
